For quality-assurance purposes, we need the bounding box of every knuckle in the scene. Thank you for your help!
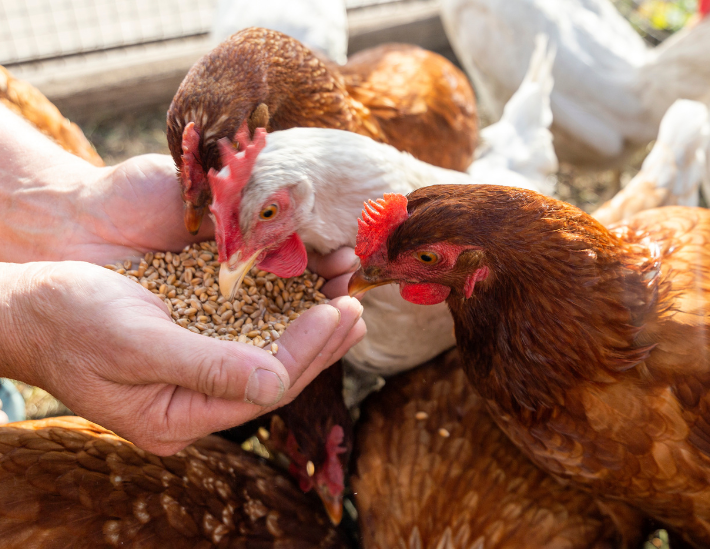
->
[148,441,187,457]
[195,355,232,398]
[132,422,187,456]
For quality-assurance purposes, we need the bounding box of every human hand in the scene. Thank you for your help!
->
[307,247,359,299]
[0,105,210,265]
[0,261,365,454]
[0,154,211,265]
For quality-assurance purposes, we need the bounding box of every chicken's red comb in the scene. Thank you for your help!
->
[701,0,709,17]
[355,193,409,261]
[208,119,267,222]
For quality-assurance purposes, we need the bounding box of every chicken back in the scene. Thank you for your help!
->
[350,186,710,548]
[0,416,348,548]
[339,43,477,172]
[166,27,477,233]
[0,66,103,167]
[353,349,638,549]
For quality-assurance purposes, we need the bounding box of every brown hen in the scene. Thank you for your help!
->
[220,361,353,526]
[353,348,636,549]
[0,416,349,548]
[166,27,477,233]
[0,66,103,167]
[349,187,710,548]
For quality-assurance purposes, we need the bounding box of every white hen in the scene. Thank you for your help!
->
[214,39,558,374]
[440,0,710,168]
[210,0,349,64]
[592,99,710,226]
[468,34,558,196]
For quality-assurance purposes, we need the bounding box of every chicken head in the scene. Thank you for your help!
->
[208,122,307,299]
[263,360,353,526]
[273,423,347,526]
[349,192,490,305]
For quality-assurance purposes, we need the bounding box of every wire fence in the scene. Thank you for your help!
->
[0,0,404,66]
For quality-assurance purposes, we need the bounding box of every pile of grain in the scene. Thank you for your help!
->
[104,241,327,351]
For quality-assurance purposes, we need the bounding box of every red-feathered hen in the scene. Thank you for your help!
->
[220,361,353,526]
[0,416,349,548]
[167,27,477,234]
[353,348,642,549]
[349,186,710,548]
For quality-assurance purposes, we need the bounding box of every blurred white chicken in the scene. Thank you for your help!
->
[592,99,710,226]
[212,38,558,374]
[468,34,558,196]
[210,0,349,64]
[440,0,710,168]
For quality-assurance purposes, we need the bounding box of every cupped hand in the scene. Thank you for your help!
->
[0,105,211,265]
[308,246,360,299]
[78,154,215,263]
[0,261,365,454]
[0,153,213,265]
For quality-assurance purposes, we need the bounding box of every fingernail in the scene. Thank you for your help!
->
[350,257,361,272]
[326,304,341,325]
[245,368,285,406]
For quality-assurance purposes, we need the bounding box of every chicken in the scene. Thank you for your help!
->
[440,0,710,168]
[208,37,557,375]
[220,361,352,525]
[353,349,640,549]
[592,99,710,226]
[210,0,348,64]
[166,27,477,233]
[349,187,710,547]
[467,33,558,195]
[0,66,103,167]
[0,416,349,548]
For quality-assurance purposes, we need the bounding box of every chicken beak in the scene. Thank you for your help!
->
[318,490,343,526]
[219,250,261,299]
[184,203,205,235]
[347,268,394,300]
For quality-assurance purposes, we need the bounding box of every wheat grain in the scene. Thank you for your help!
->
[105,241,328,345]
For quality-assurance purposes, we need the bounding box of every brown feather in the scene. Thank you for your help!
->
[340,44,477,172]
[0,417,349,548]
[352,349,640,549]
[0,66,103,167]
[166,28,477,215]
[377,185,710,548]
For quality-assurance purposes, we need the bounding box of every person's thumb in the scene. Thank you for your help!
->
[129,317,291,407]
[128,296,362,408]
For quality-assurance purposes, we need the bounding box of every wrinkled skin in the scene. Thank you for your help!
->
[0,105,366,454]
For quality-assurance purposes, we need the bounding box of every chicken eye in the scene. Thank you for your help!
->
[414,251,440,265]
[259,204,279,220]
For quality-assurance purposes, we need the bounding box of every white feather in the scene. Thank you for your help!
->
[236,46,558,375]
[592,100,710,225]
[468,34,558,195]
[440,0,710,168]
[210,0,349,64]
